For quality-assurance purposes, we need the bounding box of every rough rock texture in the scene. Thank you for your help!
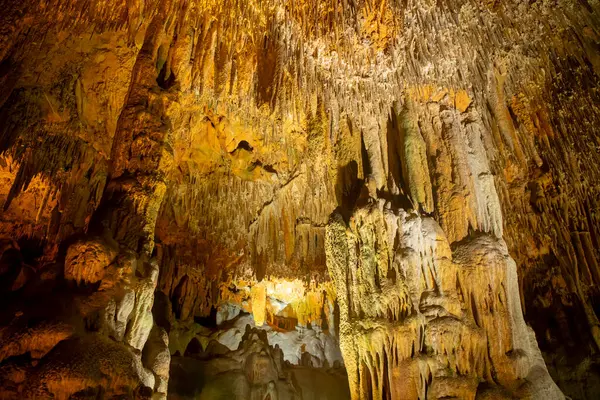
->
[0,242,168,398]
[0,0,599,398]
[169,324,350,400]
[143,324,171,397]
[23,334,153,399]
[326,206,562,399]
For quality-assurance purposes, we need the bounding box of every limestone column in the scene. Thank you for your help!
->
[90,2,176,259]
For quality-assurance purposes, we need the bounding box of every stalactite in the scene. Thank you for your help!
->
[1,0,599,398]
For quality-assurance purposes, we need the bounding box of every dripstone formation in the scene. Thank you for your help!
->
[0,0,599,399]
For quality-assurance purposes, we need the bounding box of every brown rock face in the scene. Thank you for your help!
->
[0,0,599,398]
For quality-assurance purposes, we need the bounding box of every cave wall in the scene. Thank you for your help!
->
[0,0,599,398]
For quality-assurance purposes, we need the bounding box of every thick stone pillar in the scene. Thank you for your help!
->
[91,4,175,259]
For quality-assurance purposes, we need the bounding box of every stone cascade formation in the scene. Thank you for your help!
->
[324,94,565,399]
[0,0,599,399]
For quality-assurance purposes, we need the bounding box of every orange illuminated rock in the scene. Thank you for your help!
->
[64,238,117,285]
[0,0,599,398]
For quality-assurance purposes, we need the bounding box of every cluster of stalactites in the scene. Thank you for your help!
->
[326,204,563,399]
[219,277,337,331]
[2,0,597,274]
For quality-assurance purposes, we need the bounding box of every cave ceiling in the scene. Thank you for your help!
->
[1,0,600,399]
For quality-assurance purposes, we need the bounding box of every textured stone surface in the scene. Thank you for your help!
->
[169,324,350,400]
[0,0,599,398]
[143,324,171,395]
[23,334,152,399]
[326,206,562,399]
[64,237,118,284]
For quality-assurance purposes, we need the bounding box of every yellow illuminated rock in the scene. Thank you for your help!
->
[0,0,598,398]
[251,281,267,326]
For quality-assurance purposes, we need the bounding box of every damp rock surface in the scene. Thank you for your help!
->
[1,0,600,398]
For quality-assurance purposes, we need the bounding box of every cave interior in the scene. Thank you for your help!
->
[1,0,600,399]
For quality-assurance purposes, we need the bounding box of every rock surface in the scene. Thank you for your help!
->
[326,206,563,399]
[169,324,350,400]
[0,0,599,398]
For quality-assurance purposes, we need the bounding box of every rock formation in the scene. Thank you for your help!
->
[0,0,599,398]
[326,206,561,399]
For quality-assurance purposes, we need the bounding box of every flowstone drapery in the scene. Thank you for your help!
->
[327,205,562,399]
